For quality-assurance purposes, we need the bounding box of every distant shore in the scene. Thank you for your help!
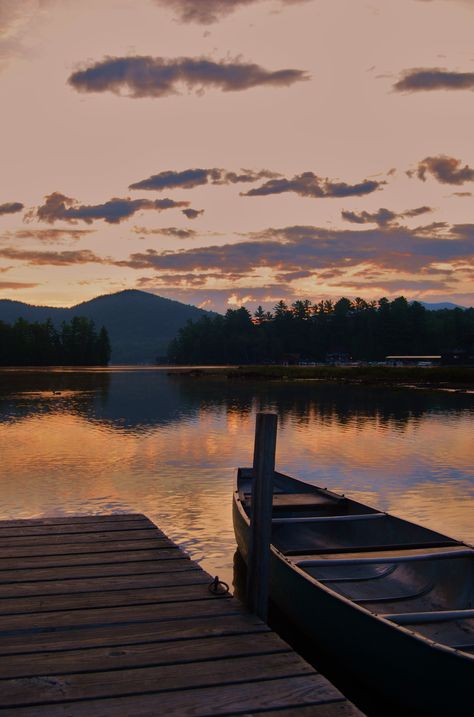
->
[166,365,474,391]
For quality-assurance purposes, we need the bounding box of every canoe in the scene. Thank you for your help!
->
[233,467,474,716]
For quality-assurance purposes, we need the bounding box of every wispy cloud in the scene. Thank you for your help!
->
[1,228,95,242]
[394,68,474,92]
[0,247,108,266]
[336,278,451,293]
[0,202,24,216]
[411,156,474,185]
[342,206,432,227]
[0,0,51,65]
[133,226,199,239]
[129,168,277,191]
[153,0,308,25]
[68,56,309,99]
[28,192,190,224]
[243,172,385,199]
[0,281,39,289]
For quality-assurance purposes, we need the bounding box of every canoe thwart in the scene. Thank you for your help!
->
[272,513,386,525]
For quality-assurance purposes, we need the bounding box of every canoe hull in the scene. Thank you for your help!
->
[233,489,474,716]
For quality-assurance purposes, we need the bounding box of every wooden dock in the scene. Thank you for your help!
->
[0,513,363,716]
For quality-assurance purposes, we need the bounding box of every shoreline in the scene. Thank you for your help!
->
[166,365,474,392]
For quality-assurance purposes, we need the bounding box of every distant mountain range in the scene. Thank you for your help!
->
[420,301,468,310]
[0,290,213,364]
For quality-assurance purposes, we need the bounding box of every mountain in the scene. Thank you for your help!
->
[0,290,214,363]
[420,301,469,310]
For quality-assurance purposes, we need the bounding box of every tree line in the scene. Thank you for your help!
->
[167,296,474,365]
[0,316,111,366]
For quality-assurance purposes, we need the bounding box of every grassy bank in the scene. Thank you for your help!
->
[167,365,474,389]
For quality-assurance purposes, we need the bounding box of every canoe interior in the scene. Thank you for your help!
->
[237,468,474,657]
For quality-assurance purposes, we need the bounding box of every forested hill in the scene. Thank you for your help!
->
[168,297,474,365]
[0,290,213,364]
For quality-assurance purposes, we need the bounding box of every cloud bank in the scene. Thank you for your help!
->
[243,172,384,199]
[0,202,24,216]
[129,168,277,191]
[153,0,308,24]
[394,68,474,92]
[68,56,309,99]
[115,223,474,278]
[29,192,190,224]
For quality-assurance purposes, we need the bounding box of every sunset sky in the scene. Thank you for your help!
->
[1,0,474,311]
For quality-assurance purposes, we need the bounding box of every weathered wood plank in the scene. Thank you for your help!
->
[0,569,208,599]
[0,548,184,571]
[0,538,175,560]
[0,652,317,706]
[0,613,268,656]
[0,595,241,633]
[0,583,226,616]
[238,705,363,716]
[0,558,198,584]
[0,676,350,716]
[0,515,149,529]
[0,522,156,538]
[0,529,165,548]
[0,631,286,679]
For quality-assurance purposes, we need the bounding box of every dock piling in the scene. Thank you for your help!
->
[247,412,278,621]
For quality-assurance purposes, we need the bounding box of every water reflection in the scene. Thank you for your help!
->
[0,368,472,585]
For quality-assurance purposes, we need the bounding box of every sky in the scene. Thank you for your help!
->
[1,0,474,311]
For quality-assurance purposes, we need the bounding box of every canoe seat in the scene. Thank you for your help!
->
[244,493,344,511]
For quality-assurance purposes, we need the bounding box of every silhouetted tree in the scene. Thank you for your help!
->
[167,297,474,365]
[0,317,111,366]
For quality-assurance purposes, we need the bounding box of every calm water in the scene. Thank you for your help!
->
[0,368,473,587]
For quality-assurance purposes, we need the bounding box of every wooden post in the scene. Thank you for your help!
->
[247,412,278,621]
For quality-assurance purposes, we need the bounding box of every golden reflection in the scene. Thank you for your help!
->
[0,371,473,587]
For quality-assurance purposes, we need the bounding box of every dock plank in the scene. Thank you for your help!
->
[0,515,149,529]
[0,631,287,679]
[0,613,269,656]
[0,529,166,547]
[0,677,352,716]
[0,583,229,616]
[0,521,156,538]
[0,569,208,598]
[0,557,198,584]
[0,547,184,571]
[0,652,318,706]
[0,539,178,559]
[0,513,363,717]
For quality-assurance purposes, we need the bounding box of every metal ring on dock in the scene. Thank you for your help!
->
[208,576,230,595]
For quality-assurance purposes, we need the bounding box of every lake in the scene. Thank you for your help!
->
[0,367,473,588]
